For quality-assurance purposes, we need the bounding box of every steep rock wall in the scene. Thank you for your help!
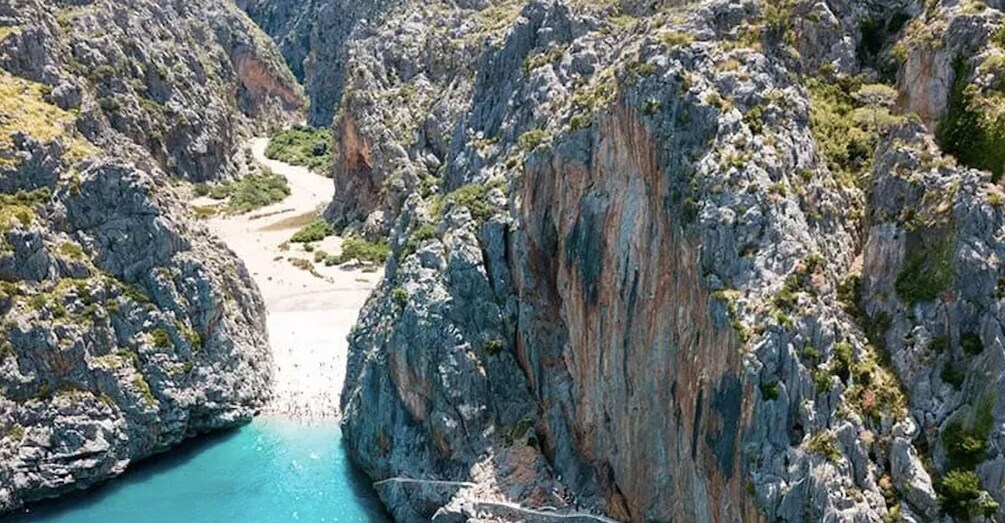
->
[338,1,938,521]
[860,122,1005,520]
[0,0,299,513]
[516,106,754,521]
[0,0,303,182]
[223,0,1005,520]
[236,0,393,126]
[0,162,272,513]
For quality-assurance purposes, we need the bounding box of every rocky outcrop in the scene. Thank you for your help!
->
[860,121,1005,520]
[234,0,1005,520]
[0,161,271,513]
[0,0,303,182]
[322,0,494,234]
[895,6,998,130]
[236,0,392,126]
[337,0,950,521]
[0,0,294,514]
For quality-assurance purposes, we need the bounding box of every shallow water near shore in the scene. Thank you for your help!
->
[9,416,390,523]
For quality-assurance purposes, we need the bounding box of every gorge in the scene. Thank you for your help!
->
[4,0,1005,522]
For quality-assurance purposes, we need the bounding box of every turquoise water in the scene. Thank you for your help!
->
[8,417,390,523]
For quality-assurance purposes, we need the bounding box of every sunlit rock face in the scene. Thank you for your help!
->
[328,0,992,519]
[0,0,302,512]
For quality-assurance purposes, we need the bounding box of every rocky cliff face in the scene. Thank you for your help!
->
[309,0,1005,520]
[1,0,302,182]
[236,0,392,126]
[0,0,299,513]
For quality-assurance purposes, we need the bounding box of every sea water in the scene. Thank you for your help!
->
[8,417,390,523]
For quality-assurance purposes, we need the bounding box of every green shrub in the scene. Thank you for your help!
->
[290,219,333,243]
[27,292,45,308]
[90,64,117,81]
[661,31,694,48]
[941,362,966,389]
[6,423,23,441]
[895,235,954,305]
[392,287,408,308]
[97,97,120,113]
[808,77,899,188]
[150,328,171,348]
[485,339,504,356]
[832,342,854,383]
[807,432,841,462]
[0,194,38,231]
[182,327,202,350]
[943,402,994,470]
[938,57,1005,182]
[227,169,291,213]
[744,106,764,134]
[518,129,550,151]
[764,0,794,43]
[945,423,986,469]
[0,187,51,207]
[334,236,389,264]
[938,400,997,518]
[37,380,51,399]
[193,183,211,197]
[523,45,566,75]
[961,332,983,356]
[858,16,884,57]
[399,224,438,261]
[132,374,156,406]
[122,284,152,304]
[760,381,781,400]
[930,335,950,353]
[288,258,316,274]
[117,348,139,367]
[265,126,332,173]
[208,183,232,200]
[411,224,438,244]
[442,183,497,222]
[813,368,832,394]
[940,469,983,520]
[569,113,592,131]
[976,493,1001,519]
[58,242,84,259]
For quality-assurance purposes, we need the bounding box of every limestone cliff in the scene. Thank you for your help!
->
[236,0,392,126]
[1,0,303,182]
[0,0,300,513]
[241,0,1005,520]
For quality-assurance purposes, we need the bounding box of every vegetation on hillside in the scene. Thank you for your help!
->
[265,126,332,174]
[938,400,999,519]
[808,75,900,189]
[937,57,1005,182]
[0,71,97,167]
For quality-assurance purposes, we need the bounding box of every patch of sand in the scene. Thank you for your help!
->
[201,138,381,419]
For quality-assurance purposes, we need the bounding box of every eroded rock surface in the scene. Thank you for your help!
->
[0,0,299,513]
[312,0,1005,521]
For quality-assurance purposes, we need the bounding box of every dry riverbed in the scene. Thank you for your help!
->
[192,138,381,419]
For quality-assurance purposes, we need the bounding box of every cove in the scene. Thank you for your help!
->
[8,417,390,523]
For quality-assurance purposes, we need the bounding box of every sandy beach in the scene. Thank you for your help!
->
[197,138,381,419]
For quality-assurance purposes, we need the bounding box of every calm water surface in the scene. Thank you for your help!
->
[9,417,389,523]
